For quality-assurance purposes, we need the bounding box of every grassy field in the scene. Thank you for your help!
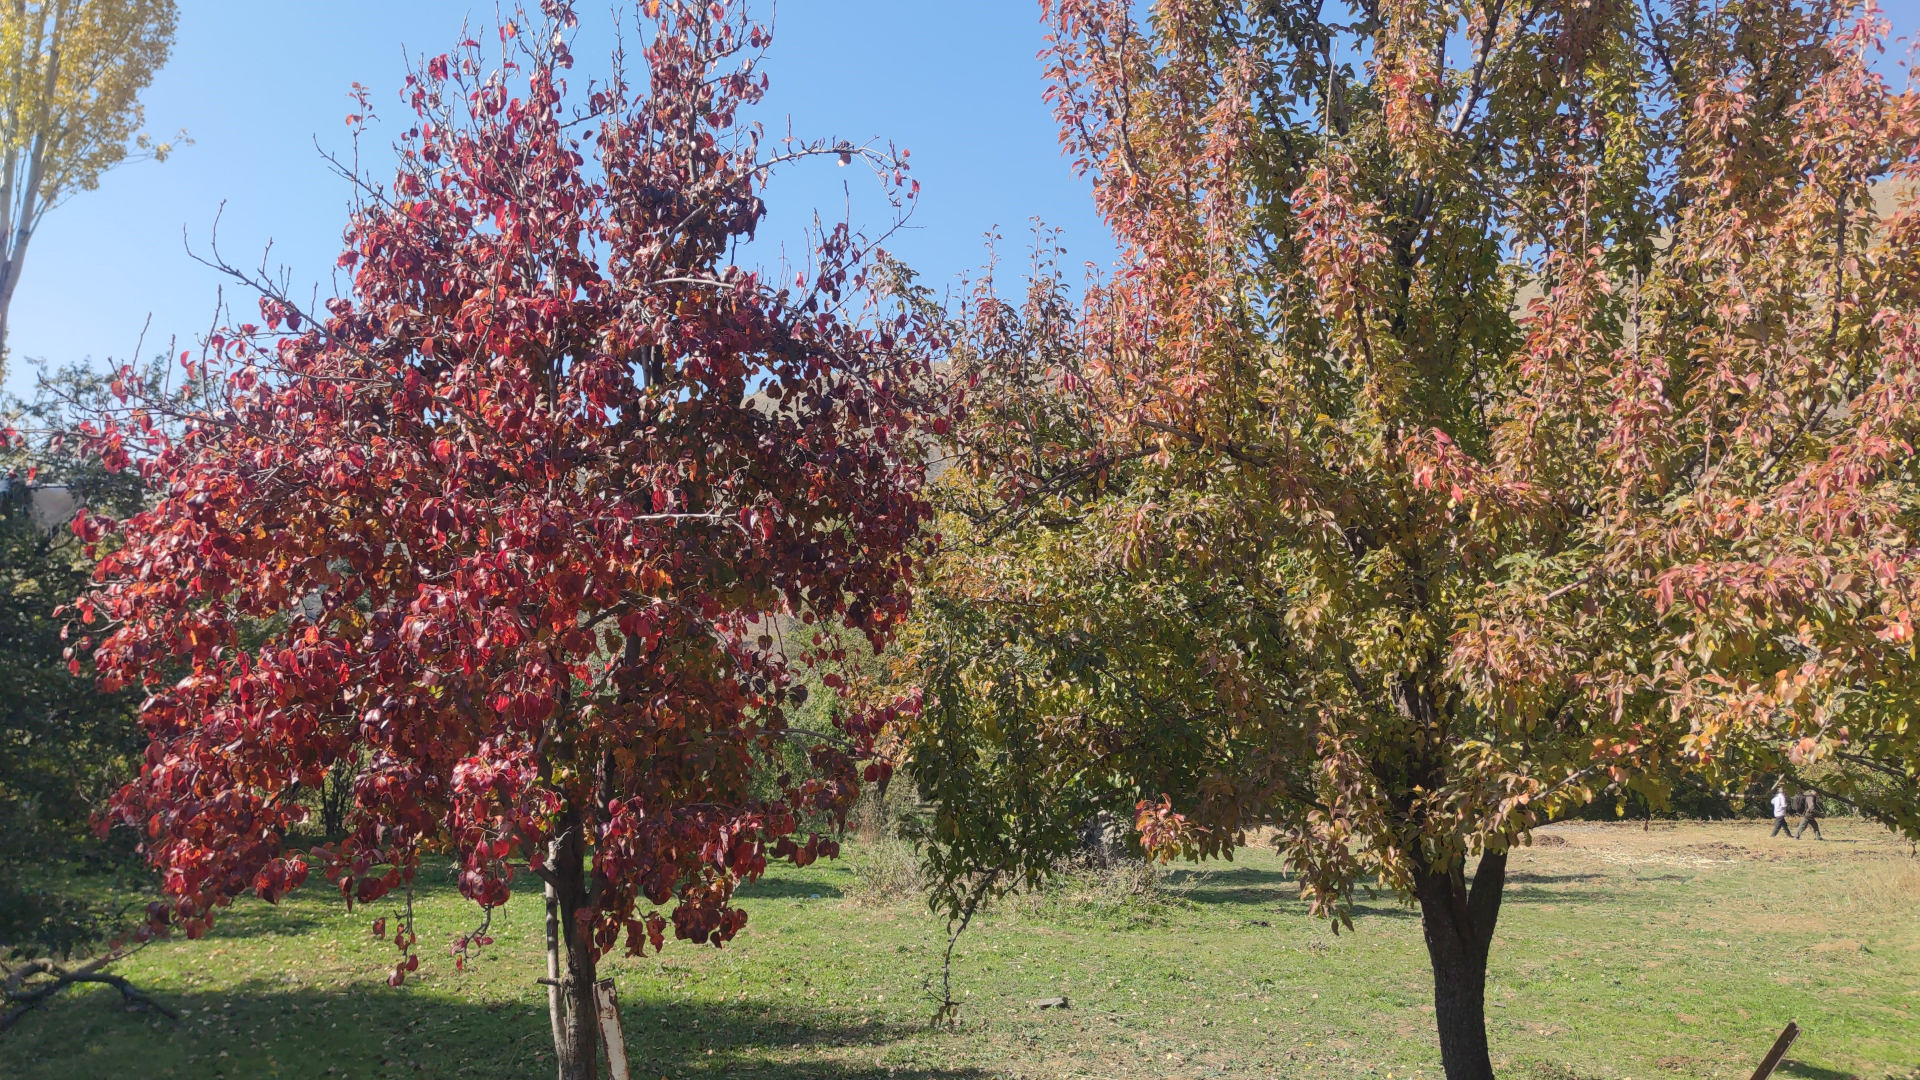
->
[7,819,1918,1080]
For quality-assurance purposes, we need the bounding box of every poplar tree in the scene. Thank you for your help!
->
[0,0,180,375]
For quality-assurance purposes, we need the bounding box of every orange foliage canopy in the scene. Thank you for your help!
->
[911,2,1920,1076]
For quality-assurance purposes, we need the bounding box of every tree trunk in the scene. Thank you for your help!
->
[0,248,23,377]
[0,36,60,379]
[544,814,599,1080]
[543,882,569,1079]
[1413,849,1507,1080]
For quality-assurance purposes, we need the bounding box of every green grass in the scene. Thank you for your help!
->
[7,820,1918,1080]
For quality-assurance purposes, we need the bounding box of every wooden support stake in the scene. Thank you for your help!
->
[594,977,631,1080]
[1748,1021,1799,1080]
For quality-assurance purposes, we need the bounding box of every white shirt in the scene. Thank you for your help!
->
[1772,791,1789,818]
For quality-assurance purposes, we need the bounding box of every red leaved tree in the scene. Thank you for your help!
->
[77,3,932,1075]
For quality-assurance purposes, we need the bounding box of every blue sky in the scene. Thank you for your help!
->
[4,1,1114,397]
[6,1,1919,398]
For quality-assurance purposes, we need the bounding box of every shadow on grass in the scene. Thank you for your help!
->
[619,996,982,1080]
[9,979,986,1080]
[1170,867,1620,914]
[191,906,343,940]
[1501,886,1620,905]
[189,873,475,942]
[735,876,847,901]
[1338,888,1615,918]
[1778,1061,1863,1080]
[1346,902,1420,920]
[1168,866,1297,906]
[1505,872,1606,886]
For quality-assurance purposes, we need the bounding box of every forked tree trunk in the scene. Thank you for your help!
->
[544,813,599,1080]
[1412,850,1508,1080]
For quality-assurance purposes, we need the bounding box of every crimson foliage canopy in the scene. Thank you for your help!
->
[81,0,931,1003]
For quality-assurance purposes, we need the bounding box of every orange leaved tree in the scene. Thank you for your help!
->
[901,2,1920,1077]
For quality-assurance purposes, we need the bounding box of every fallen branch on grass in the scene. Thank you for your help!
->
[1,950,178,1033]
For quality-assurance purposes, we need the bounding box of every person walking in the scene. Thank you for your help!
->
[1795,791,1824,840]
[1770,786,1795,838]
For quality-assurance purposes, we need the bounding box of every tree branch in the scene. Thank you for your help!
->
[1,952,178,1033]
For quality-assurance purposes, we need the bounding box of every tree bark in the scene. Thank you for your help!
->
[544,812,599,1080]
[1413,849,1507,1080]
[544,880,569,1080]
